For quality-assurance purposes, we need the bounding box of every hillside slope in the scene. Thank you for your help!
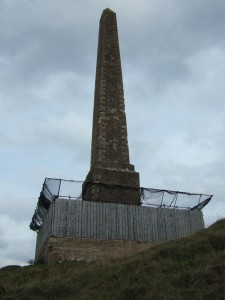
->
[1,219,225,300]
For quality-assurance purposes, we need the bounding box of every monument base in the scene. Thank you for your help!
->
[34,199,205,264]
[82,164,140,205]
[35,237,158,264]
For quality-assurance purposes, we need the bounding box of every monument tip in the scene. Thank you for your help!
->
[103,8,115,14]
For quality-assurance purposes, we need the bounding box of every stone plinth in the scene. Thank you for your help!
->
[82,166,140,205]
[36,237,158,264]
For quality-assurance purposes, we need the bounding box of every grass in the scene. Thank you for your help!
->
[1,219,225,300]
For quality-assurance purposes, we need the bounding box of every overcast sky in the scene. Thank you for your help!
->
[0,0,225,267]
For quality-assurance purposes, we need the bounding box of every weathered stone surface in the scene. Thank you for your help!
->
[83,8,140,205]
[35,237,158,264]
[83,168,140,205]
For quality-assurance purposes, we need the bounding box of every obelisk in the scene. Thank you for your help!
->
[82,8,140,205]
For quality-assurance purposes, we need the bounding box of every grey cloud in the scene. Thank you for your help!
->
[119,0,225,92]
[0,1,98,95]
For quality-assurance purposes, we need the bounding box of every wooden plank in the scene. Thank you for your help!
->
[174,209,180,239]
[170,209,175,240]
[184,210,190,236]
[88,201,92,238]
[136,205,141,241]
[127,205,131,240]
[132,205,137,241]
[115,203,119,239]
[175,210,182,238]
[92,201,97,238]
[173,209,179,239]
[141,207,146,241]
[163,209,169,241]
[107,203,112,239]
[119,204,123,239]
[116,204,120,239]
[86,201,90,238]
[112,203,116,239]
[120,204,124,239]
[125,204,129,240]
[114,204,118,239]
[143,207,149,241]
[159,208,166,242]
[181,210,187,238]
[93,202,97,239]
[68,200,73,236]
[103,202,108,239]
[150,207,156,242]
[146,207,152,241]
[111,203,114,239]
[139,206,144,241]
[156,208,161,242]
[189,210,195,235]
[103,202,107,240]
[56,200,62,236]
[67,200,72,236]
[109,202,112,239]
[146,207,151,241]
[99,202,104,239]
[194,210,201,232]
[75,201,79,237]
[66,200,70,236]
[130,205,135,241]
[78,201,82,237]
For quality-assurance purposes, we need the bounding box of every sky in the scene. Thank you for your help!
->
[0,0,225,267]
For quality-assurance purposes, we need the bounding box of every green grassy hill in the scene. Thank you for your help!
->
[1,219,225,300]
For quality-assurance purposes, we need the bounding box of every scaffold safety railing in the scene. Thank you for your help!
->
[30,178,213,231]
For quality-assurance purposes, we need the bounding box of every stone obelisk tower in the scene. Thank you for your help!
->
[82,8,140,205]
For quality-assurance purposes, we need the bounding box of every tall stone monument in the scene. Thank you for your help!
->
[82,8,140,205]
[32,9,207,264]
